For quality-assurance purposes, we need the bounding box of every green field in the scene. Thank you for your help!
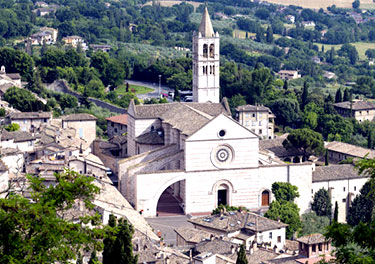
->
[315,42,375,60]
[115,84,153,95]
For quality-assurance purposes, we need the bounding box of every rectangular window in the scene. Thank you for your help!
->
[111,122,114,127]
[343,187,346,192]
[354,186,356,191]
[311,189,313,194]
[318,243,322,251]
[312,245,316,252]
[79,128,83,138]
[252,113,255,117]
[259,129,263,134]
[342,198,346,202]
[277,236,281,243]
[259,121,262,126]
[269,232,272,239]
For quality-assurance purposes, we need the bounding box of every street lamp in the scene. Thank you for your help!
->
[158,75,162,98]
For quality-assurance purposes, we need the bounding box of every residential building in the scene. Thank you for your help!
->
[62,36,88,50]
[0,160,8,198]
[334,100,375,122]
[61,113,97,149]
[29,27,58,45]
[189,211,288,250]
[106,113,127,138]
[312,164,367,223]
[277,70,301,80]
[90,44,111,52]
[33,8,56,16]
[325,141,375,163]
[0,66,22,97]
[1,130,35,152]
[236,105,275,139]
[302,21,316,27]
[295,234,334,263]
[285,15,295,23]
[7,112,52,132]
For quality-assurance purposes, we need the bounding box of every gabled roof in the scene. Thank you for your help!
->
[9,112,51,119]
[61,113,97,121]
[296,233,328,245]
[1,130,35,142]
[312,164,365,182]
[106,114,127,125]
[236,105,271,112]
[199,7,215,37]
[334,100,375,110]
[325,141,375,158]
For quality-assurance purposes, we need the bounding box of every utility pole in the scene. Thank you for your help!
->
[158,75,161,98]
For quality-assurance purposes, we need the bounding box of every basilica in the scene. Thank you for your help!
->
[117,8,368,221]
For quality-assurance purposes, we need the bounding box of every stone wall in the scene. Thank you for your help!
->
[47,80,126,114]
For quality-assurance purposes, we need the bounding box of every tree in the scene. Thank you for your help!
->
[283,128,324,160]
[301,81,309,110]
[0,108,5,117]
[266,26,273,43]
[335,88,343,103]
[347,180,375,226]
[365,49,375,60]
[265,199,301,239]
[325,149,329,166]
[5,123,20,132]
[236,244,248,264]
[272,182,300,202]
[84,79,106,99]
[334,201,338,222]
[229,94,246,117]
[352,0,360,8]
[343,89,351,102]
[0,170,103,263]
[269,98,300,129]
[339,43,359,65]
[88,251,99,264]
[300,212,330,237]
[311,188,332,218]
[4,87,45,112]
[103,216,138,264]
[283,80,288,90]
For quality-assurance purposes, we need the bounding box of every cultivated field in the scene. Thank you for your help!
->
[143,0,202,10]
[260,0,375,9]
[315,42,375,60]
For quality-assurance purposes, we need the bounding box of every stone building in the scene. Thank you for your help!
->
[236,105,275,139]
[7,112,52,132]
[334,100,375,122]
[277,70,301,80]
[325,141,375,163]
[106,113,127,138]
[61,113,97,149]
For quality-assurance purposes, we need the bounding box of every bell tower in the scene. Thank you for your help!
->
[192,7,220,103]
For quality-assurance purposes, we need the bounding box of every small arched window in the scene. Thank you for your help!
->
[209,44,215,58]
[261,190,270,206]
[203,44,208,58]
[203,66,205,74]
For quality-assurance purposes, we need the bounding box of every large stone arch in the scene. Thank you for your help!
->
[146,174,187,217]
[211,179,235,208]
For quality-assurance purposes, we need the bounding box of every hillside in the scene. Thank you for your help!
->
[260,0,375,9]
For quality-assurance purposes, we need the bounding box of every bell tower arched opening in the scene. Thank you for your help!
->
[209,44,215,58]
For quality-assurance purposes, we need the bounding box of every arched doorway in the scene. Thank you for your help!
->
[156,180,186,217]
[261,190,270,206]
[217,184,229,206]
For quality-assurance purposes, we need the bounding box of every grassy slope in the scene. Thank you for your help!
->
[315,42,375,60]
[116,84,154,95]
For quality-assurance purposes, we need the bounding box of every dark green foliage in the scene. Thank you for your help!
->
[102,216,138,264]
[325,149,329,166]
[343,89,351,102]
[236,244,248,264]
[0,48,34,82]
[4,87,46,112]
[88,251,99,264]
[0,108,5,117]
[265,200,301,239]
[5,123,20,132]
[301,81,309,110]
[229,94,246,117]
[334,201,338,222]
[335,89,343,103]
[283,80,288,90]
[311,188,332,218]
[0,170,103,263]
[266,26,273,43]
[300,212,330,237]
[212,204,242,215]
[347,180,375,226]
[352,0,360,8]
[269,99,300,129]
[283,128,324,160]
[271,182,300,202]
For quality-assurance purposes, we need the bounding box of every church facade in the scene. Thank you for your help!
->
[116,9,368,220]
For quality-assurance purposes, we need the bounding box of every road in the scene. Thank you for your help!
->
[146,215,193,246]
[125,79,174,101]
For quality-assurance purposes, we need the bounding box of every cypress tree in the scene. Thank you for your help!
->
[283,80,288,90]
[368,129,373,149]
[335,89,343,103]
[325,149,329,166]
[343,89,350,102]
[322,45,325,52]
[301,81,309,110]
[236,244,248,264]
[266,26,274,43]
[333,201,338,222]
[103,214,117,264]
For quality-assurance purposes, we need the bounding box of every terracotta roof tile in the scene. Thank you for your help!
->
[296,233,327,244]
[61,113,97,121]
[106,114,127,125]
[312,164,364,182]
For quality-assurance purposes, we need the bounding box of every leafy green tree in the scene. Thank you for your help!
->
[269,98,300,129]
[352,0,360,8]
[4,87,45,112]
[300,212,330,237]
[311,188,332,218]
[84,79,106,99]
[0,108,5,117]
[57,93,78,110]
[236,244,248,264]
[283,80,288,90]
[272,182,300,202]
[283,128,324,160]
[167,72,191,91]
[343,89,351,102]
[347,180,375,226]
[265,199,301,239]
[5,123,20,132]
[339,43,359,65]
[365,49,375,60]
[88,251,99,264]
[0,47,34,82]
[229,94,246,117]
[302,111,318,130]
[0,170,103,263]
[103,60,126,88]
[118,93,140,108]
